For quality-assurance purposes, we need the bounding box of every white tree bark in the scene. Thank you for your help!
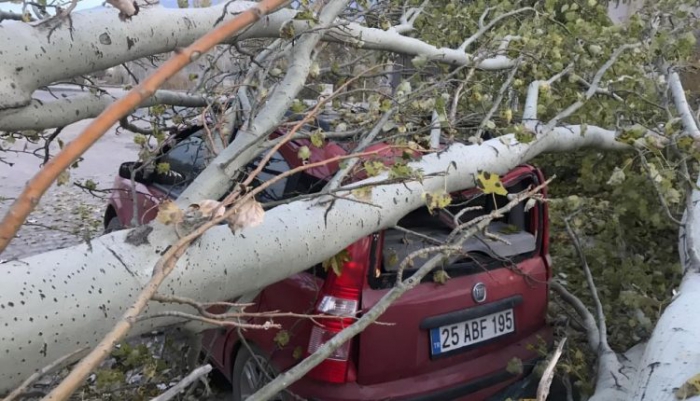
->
[2,2,697,399]
[0,90,209,131]
[625,71,700,400]
[629,272,700,400]
[0,127,630,394]
[176,0,351,204]
[0,2,251,109]
[0,1,515,125]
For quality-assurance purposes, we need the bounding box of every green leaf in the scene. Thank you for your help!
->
[293,346,303,360]
[297,146,311,161]
[133,134,147,146]
[280,22,295,39]
[331,62,341,75]
[433,270,450,285]
[606,167,626,186]
[506,357,523,375]
[411,55,428,69]
[387,251,399,267]
[379,16,391,30]
[498,224,521,234]
[364,160,385,177]
[310,130,325,148]
[57,170,70,186]
[352,186,372,201]
[422,191,452,213]
[380,99,393,112]
[150,104,165,116]
[515,131,536,144]
[675,373,700,399]
[389,163,417,180]
[322,249,350,276]
[291,99,305,113]
[294,10,316,21]
[274,330,290,347]
[156,162,170,174]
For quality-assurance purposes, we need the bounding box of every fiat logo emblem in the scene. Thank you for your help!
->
[472,282,487,303]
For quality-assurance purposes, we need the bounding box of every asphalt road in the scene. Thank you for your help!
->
[0,86,141,261]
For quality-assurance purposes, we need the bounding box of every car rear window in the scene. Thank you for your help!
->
[369,174,542,289]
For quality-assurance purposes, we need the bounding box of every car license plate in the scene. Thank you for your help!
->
[430,308,515,356]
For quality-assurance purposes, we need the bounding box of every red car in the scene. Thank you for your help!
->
[104,121,552,400]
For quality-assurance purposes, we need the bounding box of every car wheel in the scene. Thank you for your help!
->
[104,217,123,234]
[231,344,285,401]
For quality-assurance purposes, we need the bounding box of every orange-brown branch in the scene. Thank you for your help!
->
[0,0,289,255]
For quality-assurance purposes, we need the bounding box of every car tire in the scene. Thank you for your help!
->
[231,344,285,401]
[104,217,123,234]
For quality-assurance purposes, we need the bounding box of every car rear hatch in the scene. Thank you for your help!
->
[356,166,550,385]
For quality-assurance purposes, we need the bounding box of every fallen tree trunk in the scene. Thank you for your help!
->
[625,71,700,400]
[0,127,627,393]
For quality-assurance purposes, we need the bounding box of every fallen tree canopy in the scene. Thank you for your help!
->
[1,0,700,400]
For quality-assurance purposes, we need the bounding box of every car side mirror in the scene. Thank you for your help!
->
[118,162,152,184]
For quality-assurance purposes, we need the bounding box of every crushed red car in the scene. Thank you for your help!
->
[104,118,552,400]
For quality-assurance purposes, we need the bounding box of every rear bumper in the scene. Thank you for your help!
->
[289,326,552,401]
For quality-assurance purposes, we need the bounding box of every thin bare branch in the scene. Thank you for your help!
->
[550,281,600,352]
[537,337,567,401]
[459,7,535,51]
[545,43,640,131]
[476,57,521,137]
[149,364,212,401]
[2,347,89,401]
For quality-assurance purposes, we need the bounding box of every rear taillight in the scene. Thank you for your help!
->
[307,317,355,382]
[306,238,371,383]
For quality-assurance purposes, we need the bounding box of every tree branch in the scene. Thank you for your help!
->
[0,0,521,112]
[0,91,210,131]
[544,43,640,132]
[177,0,351,205]
[537,337,567,401]
[0,10,27,22]
[458,7,534,51]
[2,347,89,401]
[390,0,428,34]
[476,57,521,137]
[669,70,700,139]
[324,108,394,190]
[0,115,643,394]
[0,0,286,256]
[550,281,600,352]
[627,66,700,401]
[149,364,212,401]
